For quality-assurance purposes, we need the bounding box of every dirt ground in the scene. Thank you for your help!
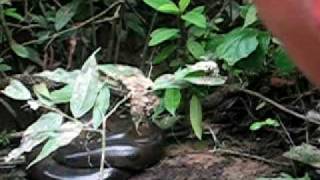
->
[132,140,279,180]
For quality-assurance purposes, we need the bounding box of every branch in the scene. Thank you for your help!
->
[0,5,13,44]
[99,94,130,180]
[228,85,320,125]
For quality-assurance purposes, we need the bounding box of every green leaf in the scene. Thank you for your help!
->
[153,74,185,90]
[175,61,217,80]
[55,0,81,30]
[236,45,266,73]
[192,6,205,13]
[257,32,271,55]
[98,64,142,78]
[182,7,207,29]
[153,45,176,64]
[28,121,82,168]
[249,122,263,131]
[50,85,73,104]
[178,0,190,13]
[184,75,226,86]
[284,143,320,169]
[242,5,257,28]
[0,64,11,72]
[125,13,146,37]
[250,118,280,131]
[36,68,80,85]
[215,28,259,66]
[274,47,295,75]
[189,26,206,38]
[70,49,100,118]
[10,43,29,58]
[143,0,172,10]
[92,85,110,129]
[164,88,181,116]
[149,28,180,46]
[33,83,54,107]
[5,112,63,162]
[0,0,11,5]
[143,0,179,14]
[158,3,180,15]
[25,47,42,66]
[25,112,63,135]
[190,95,203,140]
[28,137,60,168]
[235,31,270,72]
[206,34,225,52]
[4,8,24,21]
[1,79,31,100]
[187,39,205,59]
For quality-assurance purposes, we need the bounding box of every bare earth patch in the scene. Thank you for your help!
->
[131,143,277,180]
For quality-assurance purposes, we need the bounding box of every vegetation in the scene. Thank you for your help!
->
[0,0,318,179]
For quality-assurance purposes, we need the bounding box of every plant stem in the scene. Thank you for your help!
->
[0,5,13,45]
[99,94,130,180]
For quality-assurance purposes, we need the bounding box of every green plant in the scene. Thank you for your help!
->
[0,130,10,146]
[249,118,280,131]
[143,0,208,65]
[1,49,110,167]
[143,1,272,138]
[0,58,11,72]
[152,61,226,139]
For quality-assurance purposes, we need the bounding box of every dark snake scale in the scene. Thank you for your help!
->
[26,123,164,180]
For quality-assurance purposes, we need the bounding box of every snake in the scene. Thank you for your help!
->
[26,120,164,180]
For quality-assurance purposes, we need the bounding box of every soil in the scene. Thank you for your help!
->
[132,143,277,180]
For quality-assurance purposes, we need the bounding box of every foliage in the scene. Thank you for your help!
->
[0,131,10,146]
[142,1,292,138]
[190,94,202,140]
[0,58,11,72]
[257,173,311,180]
[249,118,280,131]
[2,51,106,167]
[284,144,320,169]
[0,0,304,174]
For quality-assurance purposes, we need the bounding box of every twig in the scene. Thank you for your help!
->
[140,12,158,65]
[39,103,81,123]
[124,0,147,24]
[113,7,123,64]
[204,123,220,149]
[99,94,130,180]
[52,0,62,7]
[147,48,156,78]
[94,5,121,24]
[211,148,290,166]
[44,1,123,50]
[0,97,17,118]
[30,1,123,47]
[89,0,97,47]
[230,86,320,125]
[0,5,13,44]
[278,116,295,146]
[0,156,25,166]
[239,97,258,121]
[0,0,124,57]
[107,21,116,61]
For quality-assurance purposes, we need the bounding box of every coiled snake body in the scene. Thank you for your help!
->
[26,122,164,180]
